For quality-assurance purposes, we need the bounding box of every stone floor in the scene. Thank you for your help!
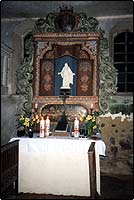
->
[6,173,133,199]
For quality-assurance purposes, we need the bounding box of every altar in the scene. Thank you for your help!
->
[9,135,106,197]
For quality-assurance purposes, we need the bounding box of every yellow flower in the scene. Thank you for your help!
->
[92,116,95,120]
[25,117,30,122]
[24,121,29,127]
[19,115,24,120]
[86,115,92,121]
[36,114,39,119]
[92,119,95,122]
[36,119,40,123]
[23,117,29,126]
[32,117,36,122]
[79,116,83,121]
[93,125,97,129]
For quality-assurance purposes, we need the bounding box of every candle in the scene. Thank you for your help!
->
[45,116,50,136]
[74,117,79,137]
[40,117,45,137]
[91,103,94,109]
[35,103,38,109]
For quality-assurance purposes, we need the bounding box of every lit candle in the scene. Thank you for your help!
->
[35,103,38,109]
[40,117,45,137]
[74,117,79,137]
[45,116,50,136]
[91,103,94,109]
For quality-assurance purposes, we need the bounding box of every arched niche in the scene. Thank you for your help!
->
[41,104,88,122]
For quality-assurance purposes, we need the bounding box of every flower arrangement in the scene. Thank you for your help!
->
[79,110,101,137]
[31,113,42,124]
[17,113,34,130]
[16,111,42,132]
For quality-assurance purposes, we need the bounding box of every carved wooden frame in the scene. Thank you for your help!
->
[33,32,100,112]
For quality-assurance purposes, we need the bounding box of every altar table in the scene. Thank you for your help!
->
[9,135,106,197]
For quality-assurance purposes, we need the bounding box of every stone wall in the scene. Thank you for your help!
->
[98,113,133,175]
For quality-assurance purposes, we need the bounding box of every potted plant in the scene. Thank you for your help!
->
[16,113,34,137]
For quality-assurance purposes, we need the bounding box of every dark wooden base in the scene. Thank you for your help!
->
[1,140,19,199]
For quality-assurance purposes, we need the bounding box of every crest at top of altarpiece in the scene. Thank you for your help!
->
[34,6,99,33]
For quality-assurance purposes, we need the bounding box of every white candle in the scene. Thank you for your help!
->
[35,103,38,109]
[74,117,79,137]
[45,116,50,136]
[91,103,94,109]
[40,117,45,137]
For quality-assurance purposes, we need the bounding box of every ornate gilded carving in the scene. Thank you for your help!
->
[79,50,89,59]
[34,35,98,97]
[45,50,54,59]
[33,96,99,114]
[37,42,49,56]
[85,41,97,56]
[35,43,52,96]
[16,8,117,114]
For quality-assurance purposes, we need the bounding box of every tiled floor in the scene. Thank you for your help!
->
[7,173,133,199]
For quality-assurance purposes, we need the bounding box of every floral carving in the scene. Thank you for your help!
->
[43,83,52,91]
[43,74,52,82]
[79,50,89,59]
[80,75,89,83]
[45,51,54,59]
[80,84,88,92]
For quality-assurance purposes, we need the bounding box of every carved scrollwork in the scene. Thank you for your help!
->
[16,61,33,114]
[16,8,117,114]
[99,33,118,113]
[34,15,57,33]
[76,13,99,32]
[85,41,97,56]
[16,34,34,114]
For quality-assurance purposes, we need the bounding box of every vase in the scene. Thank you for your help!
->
[17,129,25,137]
[87,127,93,137]
[28,128,33,138]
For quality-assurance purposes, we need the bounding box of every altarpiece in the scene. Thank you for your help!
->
[33,31,100,114]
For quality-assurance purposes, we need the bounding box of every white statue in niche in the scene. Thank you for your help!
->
[58,62,75,88]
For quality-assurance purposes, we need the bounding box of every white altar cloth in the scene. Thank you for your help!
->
[9,135,106,196]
